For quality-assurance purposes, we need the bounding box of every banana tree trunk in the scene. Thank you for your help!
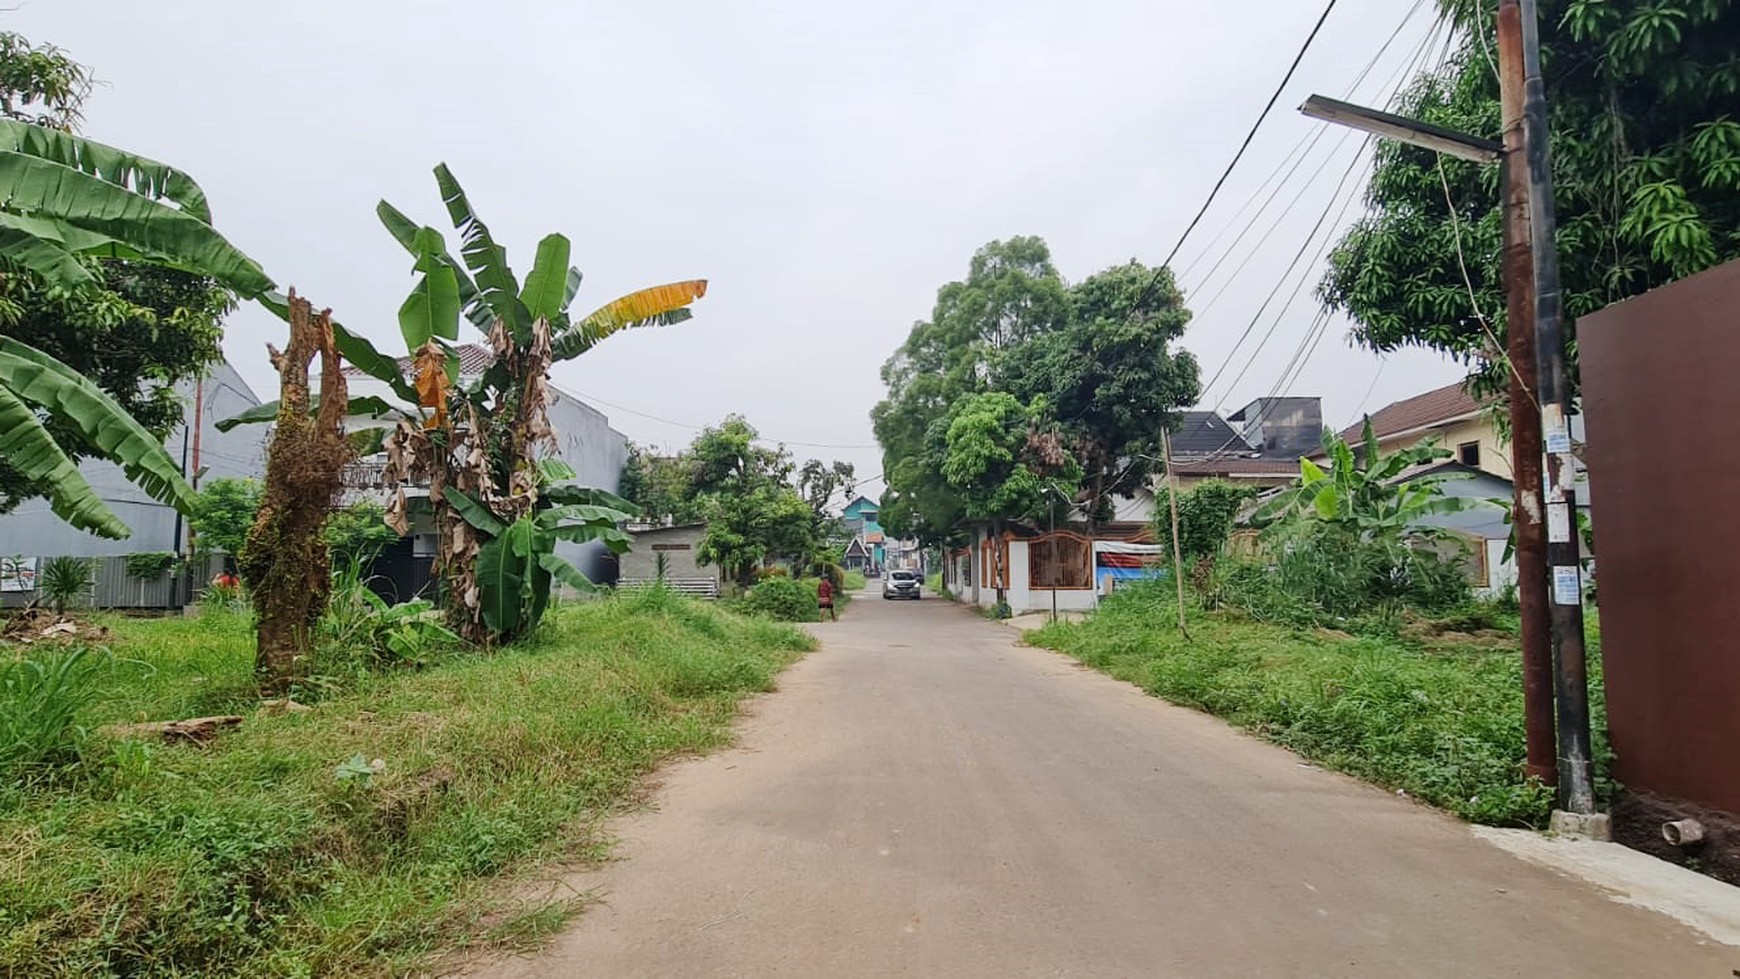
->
[242,290,351,690]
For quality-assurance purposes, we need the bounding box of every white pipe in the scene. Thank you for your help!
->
[1661,819,1705,847]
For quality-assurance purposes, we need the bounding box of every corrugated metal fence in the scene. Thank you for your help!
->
[1,554,226,611]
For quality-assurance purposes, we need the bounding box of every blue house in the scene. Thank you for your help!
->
[841,495,885,570]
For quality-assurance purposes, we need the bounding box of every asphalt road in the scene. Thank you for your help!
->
[472,587,1735,977]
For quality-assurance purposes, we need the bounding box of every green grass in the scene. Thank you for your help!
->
[843,570,867,592]
[1027,581,1605,828]
[924,572,941,594]
[1,589,813,976]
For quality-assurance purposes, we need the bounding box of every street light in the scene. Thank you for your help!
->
[1297,95,1500,162]
[1299,0,1598,826]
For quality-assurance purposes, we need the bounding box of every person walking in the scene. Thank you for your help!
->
[817,576,836,622]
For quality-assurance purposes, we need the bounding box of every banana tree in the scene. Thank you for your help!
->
[344,163,705,643]
[0,121,272,539]
[1255,417,1468,537]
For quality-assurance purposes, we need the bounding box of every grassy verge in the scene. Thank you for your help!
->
[1,588,812,976]
[1027,582,1607,827]
[843,570,867,591]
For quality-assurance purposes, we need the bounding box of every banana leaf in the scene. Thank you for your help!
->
[0,150,271,297]
[0,383,129,538]
[0,336,195,518]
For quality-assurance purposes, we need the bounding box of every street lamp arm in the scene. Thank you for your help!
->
[1299,94,1502,163]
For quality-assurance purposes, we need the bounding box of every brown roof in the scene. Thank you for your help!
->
[341,342,495,379]
[1340,380,1479,443]
[1171,458,1301,477]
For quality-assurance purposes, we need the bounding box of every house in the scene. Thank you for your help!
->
[1331,377,1590,511]
[0,359,264,563]
[1336,381,1506,477]
[1168,399,1321,490]
[340,343,631,598]
[940,519,1161,615]
[840,495,886,570]
[618,523,722,598]
[1397,461,1519,595]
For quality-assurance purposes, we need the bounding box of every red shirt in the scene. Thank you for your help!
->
[817,580,834,603]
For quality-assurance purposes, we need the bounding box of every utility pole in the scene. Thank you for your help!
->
[1162,429,1190,639]
[1518,0,1597,817]
[1049,488,1058,624]
[1496,0,1556,787]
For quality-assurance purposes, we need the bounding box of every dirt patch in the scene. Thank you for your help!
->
[1,609,111,646]
[1610,789,1740,887]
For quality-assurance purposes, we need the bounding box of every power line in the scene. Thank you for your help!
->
[1176,0,1430,291]
[1124,0,1343,316]
[568,388,879,452]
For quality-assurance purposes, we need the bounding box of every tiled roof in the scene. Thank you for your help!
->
[1171,411,1250,457]
[341,342,495,379]
[1171,458,1302,477]
[1340,380,1480,443]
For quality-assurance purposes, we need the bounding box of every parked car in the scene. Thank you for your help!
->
[882,569,921,600]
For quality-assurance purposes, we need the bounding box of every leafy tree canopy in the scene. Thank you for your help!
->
[874,238,1198,542]
[1321,0,1740,400]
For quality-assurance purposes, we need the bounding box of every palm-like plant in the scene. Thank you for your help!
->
[1257,417,1468,536]
[0,121,273,539]
[343,164,706,643]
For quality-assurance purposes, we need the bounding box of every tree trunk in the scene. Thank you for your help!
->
[242,291,351,691]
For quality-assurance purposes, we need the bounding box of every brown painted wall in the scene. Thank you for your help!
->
[1579,258,1740,815]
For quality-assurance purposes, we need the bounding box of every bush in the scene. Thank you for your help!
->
[742,576,817,622]
[124,552,178,580]
[38,556,94,614]
[1206,522,1469,629]
[845,570,868,591]
[311,559,462,686]
[0,646,108,783]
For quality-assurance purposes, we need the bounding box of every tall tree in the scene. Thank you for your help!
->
[1002,260,1199,520]
[873,238,1071,544]
[1320,0,1740,399]
[0,33,236,521]
[875,240,1199,541]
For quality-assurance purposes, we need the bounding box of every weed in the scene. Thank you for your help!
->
[0,590,812,975]
[1029,579,1584,828]
[0,646,109,783]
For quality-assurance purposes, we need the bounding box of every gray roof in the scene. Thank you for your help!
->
[1171,411,1251,458]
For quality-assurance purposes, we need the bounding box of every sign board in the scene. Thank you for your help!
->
[1,556,39,592]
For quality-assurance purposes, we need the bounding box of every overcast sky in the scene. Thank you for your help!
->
[16,0,1465,493]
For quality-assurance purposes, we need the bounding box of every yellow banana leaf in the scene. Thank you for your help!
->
[578,279,708,334]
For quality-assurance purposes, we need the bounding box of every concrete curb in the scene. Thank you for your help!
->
[1474,826,1740,948]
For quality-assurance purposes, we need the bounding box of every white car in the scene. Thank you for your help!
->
[882,569,921,600]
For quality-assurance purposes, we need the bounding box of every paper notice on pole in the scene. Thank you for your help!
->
[1553,565,1581,605]
[1546,501,1572,543]
[1541,403,1572,454]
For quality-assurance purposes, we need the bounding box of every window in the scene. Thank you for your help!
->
[1457,441,1481,467]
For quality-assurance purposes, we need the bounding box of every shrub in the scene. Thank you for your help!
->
[38,556,94,614]
[742,576,817,622]
[1207,522,1469,628]
[0,646,108,782]
[312,559,462,683]
[124,552,178,580]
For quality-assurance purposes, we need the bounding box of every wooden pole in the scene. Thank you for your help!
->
[1496,0,1557,787]
[1163,430,1190,639]
[1519,0,1596,815]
